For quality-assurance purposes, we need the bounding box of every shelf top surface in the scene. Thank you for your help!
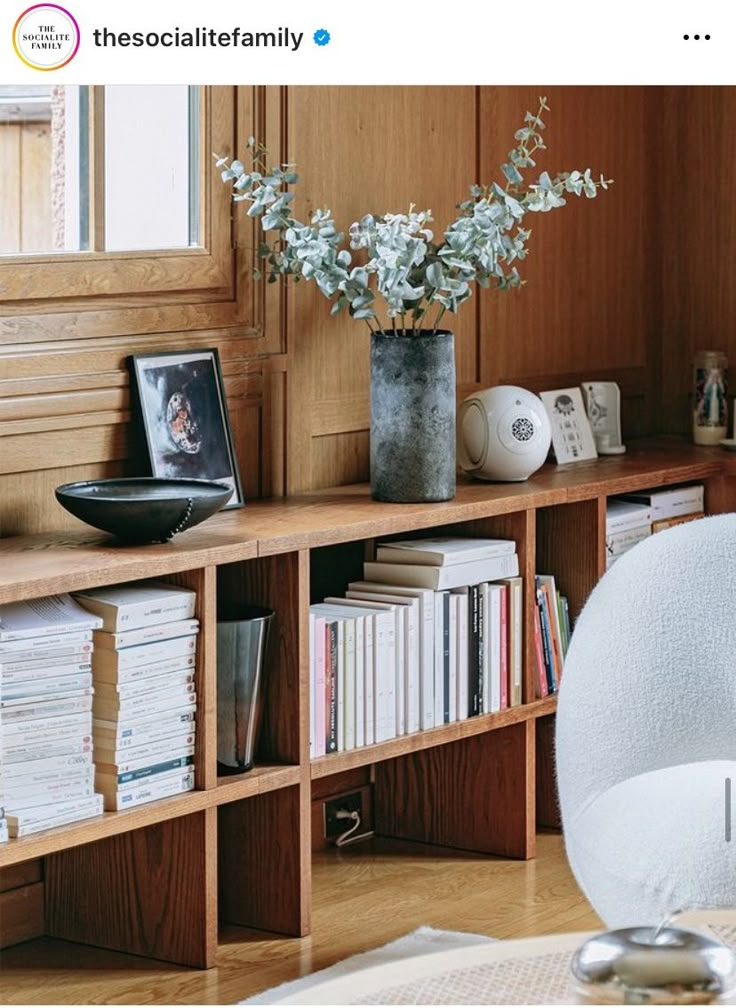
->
[0,437,727,601]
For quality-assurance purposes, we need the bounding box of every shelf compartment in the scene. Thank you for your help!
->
[374,718,535,859]
[218,783,310,937]
[44,807,218,968]
[310,697,555,780]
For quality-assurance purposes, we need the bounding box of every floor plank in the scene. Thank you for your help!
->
[0,832,601,1005]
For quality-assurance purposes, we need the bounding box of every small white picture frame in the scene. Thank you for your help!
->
[539,387,598,464]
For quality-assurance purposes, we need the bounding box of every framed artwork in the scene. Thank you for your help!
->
[539,387,598,465]
[129,349,244,508]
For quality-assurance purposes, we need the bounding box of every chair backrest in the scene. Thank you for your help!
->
[556,512,736,824]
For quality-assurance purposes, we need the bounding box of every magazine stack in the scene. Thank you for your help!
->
[72,581,199,811]
[0,593,105,838]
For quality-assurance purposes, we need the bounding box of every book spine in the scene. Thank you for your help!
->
[532,603,548,698]
[455,592,468,722]
[92,683,195,717]
[404,603,420,735]
[93,619,200,650]
[353,615,365,748]
[479,584,490,714]
[448,594,458,723]
[1,694,93,721]
[510,579,524,706]
[342,619,355,752]
[1,709,92,739]
[312,618,326,758]
[103,770,195,811]
[7,795,104,835]
[96,753,194,785]
[433,593,444,727]
[468,585,480,717]
[487,585,502,713]
[0,655,92,676]
[0,630,93,655]
[1,751,93,780]
[1,671,93,698]
[419,592,435,731]
[93,635,197,673]
[535,586,555,694]
[442,592,450,724]
[93,669,196,700]
[94,730,195,764]
[326,621,338,753]
[76,594,196,633]
[499,584,509,710]
[92,653,196,684]
[4,779,96,810]
[363,614,375,746]
[92,707,196,744]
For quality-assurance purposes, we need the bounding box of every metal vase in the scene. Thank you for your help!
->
[370,329,456,503]
[216,605,274,773]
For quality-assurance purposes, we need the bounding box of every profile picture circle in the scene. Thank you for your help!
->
[166,392,202,454]
[13,4,80,71]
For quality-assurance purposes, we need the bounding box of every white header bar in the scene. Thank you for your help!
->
[1,0,734,85]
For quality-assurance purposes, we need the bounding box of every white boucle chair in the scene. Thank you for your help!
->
[556,512,736,928]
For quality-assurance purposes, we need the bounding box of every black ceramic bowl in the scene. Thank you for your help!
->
[55,477,234,543]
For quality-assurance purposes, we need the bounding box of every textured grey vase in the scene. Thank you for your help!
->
[370,329,456,502]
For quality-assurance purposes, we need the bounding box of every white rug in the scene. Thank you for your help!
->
[240,926,495,1005]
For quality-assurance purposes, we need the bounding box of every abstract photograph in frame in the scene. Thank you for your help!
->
[129,348,244,508]
[539,386,598,465]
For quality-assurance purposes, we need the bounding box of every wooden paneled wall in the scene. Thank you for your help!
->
[1,86,734,536]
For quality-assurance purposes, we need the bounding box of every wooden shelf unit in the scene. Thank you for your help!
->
[0,438,731,967]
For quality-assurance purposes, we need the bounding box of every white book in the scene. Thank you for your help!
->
[308,606,348,752]
[0,823,8,843]
[3,738,93,764]
[95,744,195,778]
[453,590,469,721]
[448,594,459,723]
[499,577,524,707]
[72,581,196,632]
[92,683,196,719]
[308,612,316,759]
[103,768,195,811]
[0,652,93,675]
[94,729,196,766]
[1,692,93,721]
[353,614,365,749]
[0,594,103,643]
[1,764,94,794]
[344,591,420,736]
[3,776,96,811]
[93,619,200,651]
[606,524,652,567]
[93,705,196,743]
[376,536,516,566]
[1,751,93,781]
[364,553,519,591]
[93,668,196,701]
[92,652,197,685]
[433,592,445,726]
[1,671,93,700]
[92,634,197,674]
[325,598,401,739]
[308,613,326,759]
[479,584,491,714]
[486,584,503,714]
[6,794,104,836]
[620,484,704,522]
[348,581,435,732]
[0,629,94,655]
[605,498,652,534]
[1,709,92,739]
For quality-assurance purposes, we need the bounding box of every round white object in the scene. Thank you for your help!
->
[457,385,552,482]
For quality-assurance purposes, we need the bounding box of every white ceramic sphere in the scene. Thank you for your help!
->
[457,385,552,482]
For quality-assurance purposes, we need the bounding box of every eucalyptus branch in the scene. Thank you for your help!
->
[215,100,611,337]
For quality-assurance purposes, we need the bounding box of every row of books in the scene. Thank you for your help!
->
[0,593,104,838]
[533,574,571,698]
[605,484,705,568]
[309,537,525,758]
[73,581,199,812]
[0,582,199,836]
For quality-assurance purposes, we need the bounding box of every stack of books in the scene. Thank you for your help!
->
[72,581,198,811]
[606,484,705,568]
[308,537,523,757]
[532,574,572,698]
[0,593,105,838]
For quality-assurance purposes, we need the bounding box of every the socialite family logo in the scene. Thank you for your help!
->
[13,4,80,70]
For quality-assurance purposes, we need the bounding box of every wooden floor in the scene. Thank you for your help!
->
[0,832,601,1005]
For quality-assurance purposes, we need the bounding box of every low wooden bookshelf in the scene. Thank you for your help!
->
[0,438,731,967]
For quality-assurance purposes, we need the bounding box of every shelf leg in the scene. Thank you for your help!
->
[44,808,218,968]
[218,782,311,936]
[374,721,536,859]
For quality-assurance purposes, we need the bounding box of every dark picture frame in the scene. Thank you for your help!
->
[128,348,244,508]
